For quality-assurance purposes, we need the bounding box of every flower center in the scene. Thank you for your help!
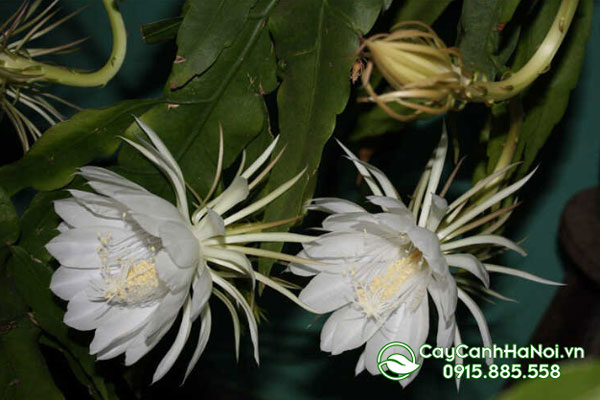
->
[352,251,425,320]
[96,231,166,306]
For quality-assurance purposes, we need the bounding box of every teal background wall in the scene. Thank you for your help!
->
[2,1,598,399]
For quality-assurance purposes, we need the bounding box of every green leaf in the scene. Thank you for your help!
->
[0,99,159,196]
[392,0,455,25]
[18,191,67,264]
[169,0,259,88]
[141,16,183,45]
[258,0,384,275]
[511,0,593,178]
[0,186,19,248]
[457,0,505,78]
[115,0,278,199]
[495,361,600,400]
[7,246,116,400]
[0,316,65,400]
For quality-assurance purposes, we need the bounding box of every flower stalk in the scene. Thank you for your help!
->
[0,0,126,87]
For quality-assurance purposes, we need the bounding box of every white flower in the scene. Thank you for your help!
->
[47,119,314,383]
[289,129,561,387]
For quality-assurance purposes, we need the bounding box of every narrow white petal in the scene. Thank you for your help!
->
[223,169,306,226]
[426,195,448,232]
[211,177,250,216]
[191,266,212,321]
[183,305,212,383]
[355,351,366,376]
[121,136,188,217]
[441,234,527,256]
[350,158,400,200]
[203,246,255,288]
[204,232,315,245]
[418,128,448,227]
[457,288,493,365]
[484,264,564,286]
[446,163,520,212]
[213,289,241,360]
[211,272,259,364]
[336,139,383,197]
[152,297,193,383]
[255,272,317,313]
[241,136,280,179]
[446,254,489,288]
[454,325,463,390]
[306,197,366,214]
[439,168,536,239]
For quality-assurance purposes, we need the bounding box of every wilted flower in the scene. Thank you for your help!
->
[47,118,314,382]
[359,0,580,121]
[289,129,560,387]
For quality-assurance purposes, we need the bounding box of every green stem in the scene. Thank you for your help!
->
[0,0,126,87]
[479,0,579,101]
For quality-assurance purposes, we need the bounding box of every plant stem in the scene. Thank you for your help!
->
[0,0,126,87]
[479,0,580,101]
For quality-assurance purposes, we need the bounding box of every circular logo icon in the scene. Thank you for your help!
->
[377,341,421,381]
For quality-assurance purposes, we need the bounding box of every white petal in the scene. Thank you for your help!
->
[407,225,447,276]
[375,212,415,233]
[446,254,489,288]
[63,291,109,330]
[427,274,457,324]
[299,273,353,313]
[54,198,124,229]
[152,297,193,383]
[155,251,195,291]
[46,226,128,269]
[457,288,493,365]
[146,290,189,339]
[321,212,378,232]
[241,135,279,179]
[355,351,366,376]
[211,177,250,216]
[306,197,366,214]
[68,189,126,219]
[184,305,212,382]
[194,208,225,240]
[336,139,384,197]
[425,195,448,232]
[364,300,429,379]
[90,305,155,355]
[330,307,378,355]
[125,321,172,365]
[367,196,409,214]
[50,266,100,300]
[191,266,212,321]
[79,166,146,192]
[159,221,199,268]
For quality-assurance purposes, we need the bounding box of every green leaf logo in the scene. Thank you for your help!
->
[377,342,421,381]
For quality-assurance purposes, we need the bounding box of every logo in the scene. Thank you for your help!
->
[377,342,421,381]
